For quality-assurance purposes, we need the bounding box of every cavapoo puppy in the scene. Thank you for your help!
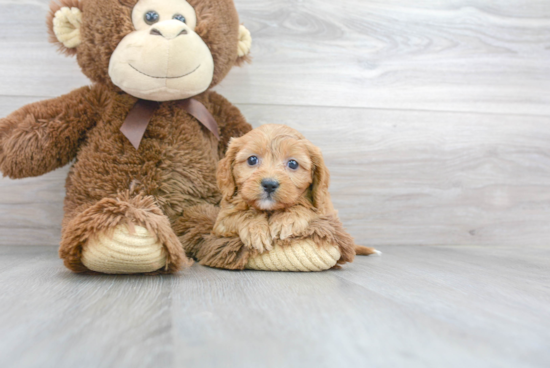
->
[200,124,379,271]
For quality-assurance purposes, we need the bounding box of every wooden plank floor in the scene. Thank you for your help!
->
[0,245,548,368]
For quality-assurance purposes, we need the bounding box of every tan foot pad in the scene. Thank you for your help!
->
[245,239,340,272]
[81,224,166,274]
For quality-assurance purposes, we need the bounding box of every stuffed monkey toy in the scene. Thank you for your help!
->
[0,0,253,274]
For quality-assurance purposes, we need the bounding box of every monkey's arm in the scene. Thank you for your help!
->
[201,91,252,157]
[0,85,104,179]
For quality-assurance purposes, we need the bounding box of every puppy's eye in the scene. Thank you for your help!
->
[247,156,259,166]
[144,11,160,25]
[173,14,186,23]
[287,160,299,170]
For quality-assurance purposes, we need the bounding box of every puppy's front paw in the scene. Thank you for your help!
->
[270,212,310,240]
[239,221,272,253]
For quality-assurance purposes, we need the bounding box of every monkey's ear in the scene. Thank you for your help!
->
[236,25,252,65]
[47,1,83,56]
[217,137,243,201]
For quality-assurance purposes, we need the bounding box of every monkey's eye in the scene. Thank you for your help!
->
[173,14,186,23]
[287,160,299,170]
[247,156,259,166]
[144,11,160,25]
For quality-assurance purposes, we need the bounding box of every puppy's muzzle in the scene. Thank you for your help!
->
[261,179,279,195]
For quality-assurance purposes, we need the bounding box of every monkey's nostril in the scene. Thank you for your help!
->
[150,28,187,39]
[261,179,280,194]
[150,28,162,36]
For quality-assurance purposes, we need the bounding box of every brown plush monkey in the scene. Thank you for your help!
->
[0,0,253,274]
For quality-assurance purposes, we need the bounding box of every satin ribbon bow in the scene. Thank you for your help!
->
[120,98,220,150]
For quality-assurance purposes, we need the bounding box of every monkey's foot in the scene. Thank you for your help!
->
[81,224,166,274]
[245,239,340,272]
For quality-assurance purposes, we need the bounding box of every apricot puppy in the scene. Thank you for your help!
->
[212,124,378,271]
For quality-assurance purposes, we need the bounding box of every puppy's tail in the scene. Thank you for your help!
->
[355,245,382,256]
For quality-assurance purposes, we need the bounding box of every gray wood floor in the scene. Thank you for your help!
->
[0,0,549,367]
[0,245,548,368]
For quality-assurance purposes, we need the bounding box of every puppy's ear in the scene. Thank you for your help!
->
[307,142,333,214]
[217,137,242,201]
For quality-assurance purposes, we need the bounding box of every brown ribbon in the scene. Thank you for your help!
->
[177,99,220,141]
[120,98,220,150]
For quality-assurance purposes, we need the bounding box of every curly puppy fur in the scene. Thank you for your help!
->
[0,0,252,273]
[186,124,377,270]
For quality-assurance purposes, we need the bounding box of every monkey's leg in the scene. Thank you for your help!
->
[245,214,362,272]
[59,192,190,274]
[245,238,341,272]
[173,204,256,270]
[174,207,379,272]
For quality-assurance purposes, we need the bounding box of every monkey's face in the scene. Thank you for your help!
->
[47,0,251,99]
[108,0,214,101]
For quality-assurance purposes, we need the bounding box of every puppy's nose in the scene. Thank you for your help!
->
[262,179,280,194]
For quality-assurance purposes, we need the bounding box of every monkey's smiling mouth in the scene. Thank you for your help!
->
[129,64,201,79]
